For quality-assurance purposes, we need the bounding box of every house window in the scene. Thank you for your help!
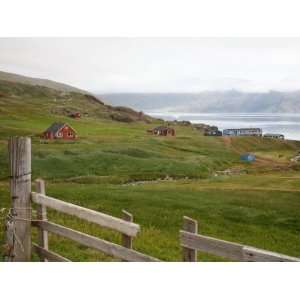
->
[57,132,62,137]
[68,132,73,137]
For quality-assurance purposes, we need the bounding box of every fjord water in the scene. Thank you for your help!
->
[148,113,300,141]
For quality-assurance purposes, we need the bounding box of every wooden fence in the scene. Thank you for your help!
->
[31,181,159,262]
[4,136,300,262]
[180,216,300,262]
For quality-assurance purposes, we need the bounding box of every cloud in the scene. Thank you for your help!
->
[0,38,300,92]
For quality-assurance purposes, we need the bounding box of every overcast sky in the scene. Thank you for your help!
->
[1,38,300,93]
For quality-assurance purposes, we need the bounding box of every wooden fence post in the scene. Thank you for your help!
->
[121,210,133,261]
[8,137,32,261]
[182,216,198,262]
[35,179,48,261]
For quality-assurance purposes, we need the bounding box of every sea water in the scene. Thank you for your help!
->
[147,113,300,141]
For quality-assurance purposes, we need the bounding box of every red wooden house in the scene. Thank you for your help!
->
[42,122,77,140]
[69,112,81,119]
[147,126,175,136]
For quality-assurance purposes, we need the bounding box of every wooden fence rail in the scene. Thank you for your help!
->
[180,216,300,262]
[6,137,300,262]
[30,179,159,262]
[31,192,140,237]
[32,243,71,262]
[32,220,159,262]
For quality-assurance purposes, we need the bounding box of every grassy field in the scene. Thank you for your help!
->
[1,80,300,261]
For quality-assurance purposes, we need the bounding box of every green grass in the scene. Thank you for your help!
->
[1,174,300,261]
[0,80,300,261]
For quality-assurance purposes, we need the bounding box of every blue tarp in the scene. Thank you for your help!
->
[240,153,256,161]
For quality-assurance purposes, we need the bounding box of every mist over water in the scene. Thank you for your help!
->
[147,113,300,141]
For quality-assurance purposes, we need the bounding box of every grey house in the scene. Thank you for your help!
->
[223,128,262,137]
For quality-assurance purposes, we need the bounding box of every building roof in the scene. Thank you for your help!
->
[154,126,168,130]
[224,128,262,131]
[44,122,76,134]
[153,126,174,130]
[44,122,65,134]
[264,133,284,136]
[205,128,220,132]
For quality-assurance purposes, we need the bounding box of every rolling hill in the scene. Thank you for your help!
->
[0,70,87,93]
[0,71,300,261]
[0,78,154,126]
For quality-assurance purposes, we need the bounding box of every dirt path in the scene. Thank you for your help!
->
[254,155,292,169]
[222,136,232,149]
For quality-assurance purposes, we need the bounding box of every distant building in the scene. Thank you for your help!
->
[204,128,222,136]
[147,126,175,136]
[240,153,256,162]
[223,128,262,137]
[264,133,284,140]
[69,112,81,119]
[42,122,77,140]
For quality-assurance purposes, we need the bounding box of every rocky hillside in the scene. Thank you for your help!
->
[0,78,154,124]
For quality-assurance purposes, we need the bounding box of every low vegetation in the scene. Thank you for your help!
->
[0,79,300,261]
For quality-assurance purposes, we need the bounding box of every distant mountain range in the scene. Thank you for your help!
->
[2,69,300,113]
[0,70,155,124]
[99,90,300,113]
[0,70,87,94]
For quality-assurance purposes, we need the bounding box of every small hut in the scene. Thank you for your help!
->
[264,133,284,140]
[147,126,175,136]
[42,122,77,140]
[69,112,81,119]
[204,128,222,136]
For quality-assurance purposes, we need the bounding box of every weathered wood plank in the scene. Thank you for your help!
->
[180,231,244,261]
[182,216,198,262]
[32,243,71,262]
[243,246,300,262]
[121,210,133,262]
[33,221,160,262]
[180,231,300,262]
[8,137,31,261]
[31,192,140,237]
[35,179,48,262]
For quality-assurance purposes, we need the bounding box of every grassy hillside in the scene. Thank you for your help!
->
[0,79,242,182]
[0,79,300,261]
[0,70,86,93]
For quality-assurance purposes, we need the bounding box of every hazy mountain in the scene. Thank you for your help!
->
[0,70,87,93]
[99,90,300,113]
[0,71,155,124]
[3,68,300,113]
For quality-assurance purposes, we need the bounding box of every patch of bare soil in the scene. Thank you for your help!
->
[222,136,232,149]
[251,155,296,172]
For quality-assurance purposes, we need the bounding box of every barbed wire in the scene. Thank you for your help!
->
[1,207,42,261]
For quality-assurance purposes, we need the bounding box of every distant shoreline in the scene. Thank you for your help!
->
[146,112,300,141]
